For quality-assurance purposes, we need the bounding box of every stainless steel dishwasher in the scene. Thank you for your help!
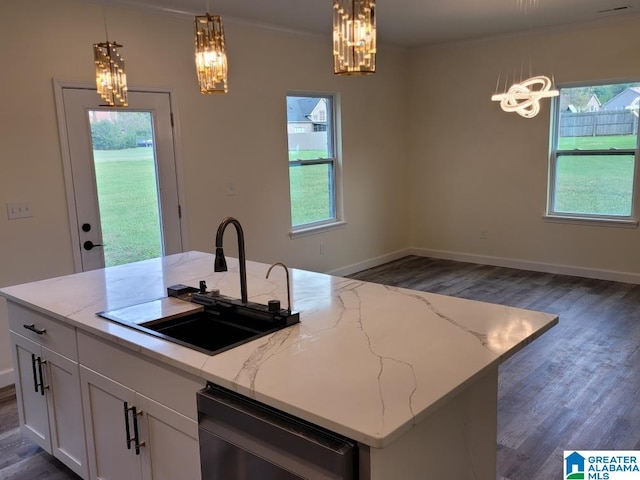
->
[197,383,358,479]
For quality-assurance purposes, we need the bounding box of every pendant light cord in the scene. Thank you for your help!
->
[102,5,110,42]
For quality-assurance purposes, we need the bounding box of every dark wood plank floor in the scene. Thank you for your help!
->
[349,255,640,480]
[1,255,639,479]
[0,387,81,480]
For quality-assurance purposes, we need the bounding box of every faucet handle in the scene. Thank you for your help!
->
[265,262,292,312]
[268,300,281,312]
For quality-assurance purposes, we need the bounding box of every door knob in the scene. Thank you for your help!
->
[83,240,104,250]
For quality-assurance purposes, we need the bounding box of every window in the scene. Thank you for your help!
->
[286,94,341,231]
[548,81,640,223]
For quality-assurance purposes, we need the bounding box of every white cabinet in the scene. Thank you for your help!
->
[10,332,50,448]
[78,332,203,480]
[7,302,203,480]
[138,393,200,480]
[8,304,88,478]
[80,366,140,480]
[80,366,200,480]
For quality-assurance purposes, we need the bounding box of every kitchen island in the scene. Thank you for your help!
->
[1,251,557,479]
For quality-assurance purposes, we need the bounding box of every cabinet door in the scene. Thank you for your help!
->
[43,346,88,478]
[9,332,51,452]
[81,366,141,480]
[137,393,201,480]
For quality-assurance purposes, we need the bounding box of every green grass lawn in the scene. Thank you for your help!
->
[93,147,162,267]
[558,134,637,150]
[94,147,333,266]
[288,150,334,226]
[554,135,636,216]
[289,163,332,226]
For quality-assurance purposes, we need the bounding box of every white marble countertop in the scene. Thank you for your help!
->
[0,251,557,448]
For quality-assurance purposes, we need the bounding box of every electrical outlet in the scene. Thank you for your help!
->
[320,242,326,255]
[480,229,487,240]
[7,202,33,219]
[227,183,237,196]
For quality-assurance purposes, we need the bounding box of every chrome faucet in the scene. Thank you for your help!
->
[214,217,248,303]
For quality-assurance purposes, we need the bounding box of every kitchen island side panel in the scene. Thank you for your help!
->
[368,365,498,480]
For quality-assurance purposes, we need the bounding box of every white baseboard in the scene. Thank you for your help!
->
[328,247,640,284]
[0,367,14,390]
[409,248,640,285]
[327,249,411,277]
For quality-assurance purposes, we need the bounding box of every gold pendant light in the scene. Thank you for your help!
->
[93,41,128,107]
[195,13,228,93]
[93,9,128,107]
[333,0,376,75]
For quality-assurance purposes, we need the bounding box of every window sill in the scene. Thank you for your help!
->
[289,221,347,239]
[543,214,639,229]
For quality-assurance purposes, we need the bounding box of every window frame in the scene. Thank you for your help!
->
[546,80,640,227]
[287,92,345,237]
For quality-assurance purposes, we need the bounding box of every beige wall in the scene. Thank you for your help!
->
[0,0,410,384]
[407,16,640,277]
[3,0,640,386]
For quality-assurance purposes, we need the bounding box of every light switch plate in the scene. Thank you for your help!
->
[7,202,33,219]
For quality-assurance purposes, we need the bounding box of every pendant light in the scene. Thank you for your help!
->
[93,9,128,107]
[194,1,228,94]
[333,0,376,75]
[491,0,558,118]
[492,75,558,119]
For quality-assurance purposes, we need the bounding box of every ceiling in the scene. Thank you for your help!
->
[103,0,640,47]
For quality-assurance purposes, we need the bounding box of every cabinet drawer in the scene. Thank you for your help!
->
[78,331,205,420]
[8,303,77,361]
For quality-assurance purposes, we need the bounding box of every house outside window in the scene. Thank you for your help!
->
[286,94,342,232]
[547,81,640,225]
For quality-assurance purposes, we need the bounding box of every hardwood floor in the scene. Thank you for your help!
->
[0,387,80,480]
[349,255,640,480]
[1,255,639,479]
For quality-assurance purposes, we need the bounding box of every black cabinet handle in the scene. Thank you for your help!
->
[124,402,134,450]
[132,407,145,455]
[31,354,39,393]
[123,402,145,455]
[23,323,46,335]
[36,358,48,395]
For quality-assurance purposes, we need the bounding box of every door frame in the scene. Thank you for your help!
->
[53,79,190,272]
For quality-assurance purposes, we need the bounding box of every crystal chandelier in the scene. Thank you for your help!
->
[333,0,376,75]
[195,13,228,93]
[93,41,128,107]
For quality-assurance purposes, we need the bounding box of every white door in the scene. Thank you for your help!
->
[80,366,141,480]
[58,86,183,271]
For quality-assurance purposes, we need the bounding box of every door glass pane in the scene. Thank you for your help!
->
[88,110,162,267]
